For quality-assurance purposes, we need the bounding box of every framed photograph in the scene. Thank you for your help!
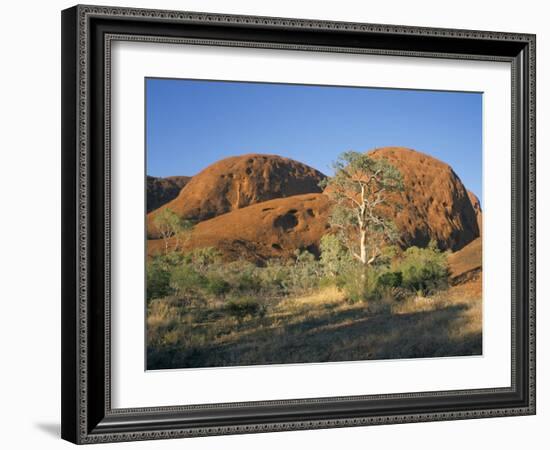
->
[61,5,536,444]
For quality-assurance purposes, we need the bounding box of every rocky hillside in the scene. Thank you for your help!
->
[148,154,325,227]
[448,237,482,285]
[147,175,190,213]
[148,194,331,264]
[148,148,482,262]
[369,147,480,251]
[468,190,483,235]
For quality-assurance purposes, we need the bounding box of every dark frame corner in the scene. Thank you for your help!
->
[61,4,535,444]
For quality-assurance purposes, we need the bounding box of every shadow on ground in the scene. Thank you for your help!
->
[149,301,482,369]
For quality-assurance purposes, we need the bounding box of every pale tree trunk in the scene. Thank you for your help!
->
[359,227,368,265]
[358,226,368,286]
[358,184,368,266]
[163,231,169,255]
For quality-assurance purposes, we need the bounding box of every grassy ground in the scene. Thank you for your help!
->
[147,275,482,370]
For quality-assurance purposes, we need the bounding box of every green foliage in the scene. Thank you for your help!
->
[159,250,187,267]
[322,151,404,266]
[172,249,323,299]
[203,274,231,296]
[398,242,448,295]
[377,271,403,289]
[184,247,223,273]
[146,259,173,301]
[170,263,207,295]
[153,208,182,234]
[258,259,292,293]
[339,265,380,303]
[153,208,193,253]
[147,241,448,311]
[214,260,262,293]
[287,249,321,292]
[332,239,449,303]
[320,151,404,195]
[320,234,352,277]
[361,269,382,302]
[235,272,262,293]
[375,245,399,268]
[320,234,405,303]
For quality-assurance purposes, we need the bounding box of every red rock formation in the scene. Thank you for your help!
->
[147,154,325,237]
[467,190,483,235]
[448,237,482,285]
[146,175,190,213]
[368,147,480,251]
[148,193,331,264]
[148,147,481,260]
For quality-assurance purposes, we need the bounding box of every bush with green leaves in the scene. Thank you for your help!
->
[217,260,262,293]
[183,247,223,274]
[319,234,353,278]
[146,234,449,310]
[336,264,380,303]
[146,258,173,301]
[257,259,292,294]
[398,242,448,295]
[198,259,265,296]
[287,249,321,292]
[203,274,231,296]
[377,271,403,289]
[170,263,207,296]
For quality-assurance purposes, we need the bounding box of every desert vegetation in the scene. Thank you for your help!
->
[146,149,482,369]
[147,241,480,369]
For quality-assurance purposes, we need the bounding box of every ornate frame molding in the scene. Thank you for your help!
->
[62,5,536,444]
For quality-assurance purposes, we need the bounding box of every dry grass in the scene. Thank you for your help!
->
[147,279,481,370]
[277,286,345,309]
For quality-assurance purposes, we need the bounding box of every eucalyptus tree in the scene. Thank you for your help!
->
[153,208,193,254]
[321,151,404,267]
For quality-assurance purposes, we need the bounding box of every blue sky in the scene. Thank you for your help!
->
[146,78,482,201]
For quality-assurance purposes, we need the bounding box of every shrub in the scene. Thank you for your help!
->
[215,260,263,293]
[184,247,223,274]
[340,265,380,303]
[398,243,448,295]
[287,249,321,292]
[320,234,352,277]
[170,264,207,295]
[377,271,403,288]
[235,272,262,293]
[258,259,292,294]
[161,251,187,267]
[225,296,264,320]
[375,245,400,268]
[146,260,173,301]
[203,274,230,296]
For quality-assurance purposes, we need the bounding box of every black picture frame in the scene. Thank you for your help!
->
[61,4,536,444]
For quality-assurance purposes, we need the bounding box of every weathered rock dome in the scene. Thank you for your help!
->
[368,147,480,251]
[147,154,325,237]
